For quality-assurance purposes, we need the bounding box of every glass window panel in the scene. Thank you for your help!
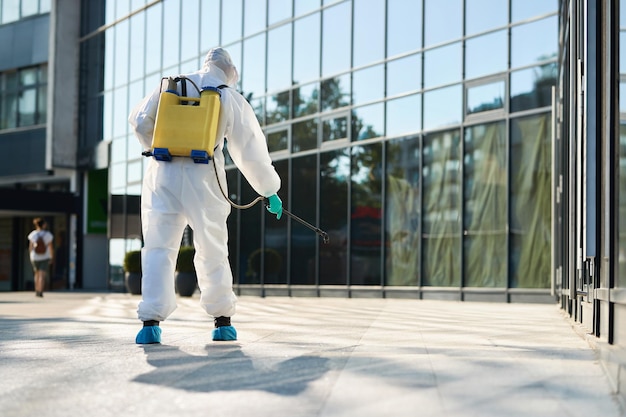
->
[293,13,321,84]
[21,0,38,17]
[131,0,146,11]
[352,65,384,106]
[18,88,36,126]
[228,42,243,89]
[387,0,422,57]
[352,103,384,141]
[37,85,47,124]
[268,129,288,152]
[387,54,421,97]
[145,3,163,75]
[423,85,462,131]
[351,143,383,285]
[424,0,462,46]
[290,154,318,284]
[239,174,263,284]
[242,33,266,98]
[385,136,420,286]
[322,2,351,77]
[322,115,348,142]
[621,83,626,114]
[266,90,290,124]
[127,160,143,183]
[103,91,113,140]
[465,30,507,79]
[20,68,37,86]
[40,0,51,13]
[129,12,146,81]
[619,122,626,285]
[2,0,19,23]
[180,0,200,62]
[1,91,17,129]
[264,159,289,284]
[39,65,48,84]
[422,128,461,286]
[292,118,319,152]
[114,20,130,87]
[267,23,292,92]
[251,97,265,125]
[200,0,220,52]
[467,81,505,114]
[510,114,551,288]
[510,64,557,112]
[110,162,127,190]
[293,82,319,117]
[222,0,243,45]
[463,122,507,287]
[295,0,320,16]
[162,0,181,70]
[320,149,350,285]
[112,86,128,138]
[111,138,127,164]
[621,32,626,73]
[466,0,508,35]
[353,0,385,68]
[386,94,422,137]
[127,131,143,159]
[269,0,292,24]
[511,0,558,22]
[321,74,350,112]
[104,29,115,90]
[511,16,558,69]
[424,42,462,88]
[244,0,266,36]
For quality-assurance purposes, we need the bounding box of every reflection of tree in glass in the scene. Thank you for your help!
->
[320,77,349,111]
[266,90,290,124]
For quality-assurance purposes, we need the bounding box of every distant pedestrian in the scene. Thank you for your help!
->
[28,218,54,297]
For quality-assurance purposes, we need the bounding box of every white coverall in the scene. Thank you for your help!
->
[128,48,281,322]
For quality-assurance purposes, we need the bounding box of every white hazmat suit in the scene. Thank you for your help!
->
[128,48,281,334]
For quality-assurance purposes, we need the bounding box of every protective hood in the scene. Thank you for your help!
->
[202,47,239,87]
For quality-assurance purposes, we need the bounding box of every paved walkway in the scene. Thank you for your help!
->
[0,291,623,417]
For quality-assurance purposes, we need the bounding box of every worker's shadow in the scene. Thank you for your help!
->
[134,343,330,395]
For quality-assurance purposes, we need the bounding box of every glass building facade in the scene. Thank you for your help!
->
[81,0,559,300]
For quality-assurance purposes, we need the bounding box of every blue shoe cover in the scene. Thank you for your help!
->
[135,326,162,344]
[212,326,237,341]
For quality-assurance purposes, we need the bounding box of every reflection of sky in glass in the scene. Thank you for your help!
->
[510,66,554,96]
[353,103,384,140]
[353,0,385,67]
[465,30,507,79]
[387,54,421,96]
[352,65,384,105]
[621,83,626,114]
[295,0,320,16]
[511,0,557,22]
[244,0,266,36]
[386,94,421,137]
[621,32,626,73]
[467,82,505,114]
[387,0,422,57]
[267,23,292,92]
[466,0,507,34]
[322,2,351,76]
[511,16,558,68]
[269,0,292,25]
[424,42,462,88]
[221,0,242,46]
[293,13,321,84]
[424,85,462,131]
[242,34,266,97]
[293,82,319,117]
[424,0,462,46]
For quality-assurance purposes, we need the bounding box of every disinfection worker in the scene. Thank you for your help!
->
[128,47,283,344]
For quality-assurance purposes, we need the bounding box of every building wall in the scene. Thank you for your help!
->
[86,0,560,301]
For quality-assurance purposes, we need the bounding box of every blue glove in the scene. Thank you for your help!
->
[266,194,283,220]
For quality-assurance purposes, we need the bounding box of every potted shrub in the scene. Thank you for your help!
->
[246,248,282,282]
[123,250,142,295]
[176,246,197,297]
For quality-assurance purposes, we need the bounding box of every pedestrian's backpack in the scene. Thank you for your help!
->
[34,233,46,254]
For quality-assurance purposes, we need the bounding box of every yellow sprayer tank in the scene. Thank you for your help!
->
[151,86,222,163]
